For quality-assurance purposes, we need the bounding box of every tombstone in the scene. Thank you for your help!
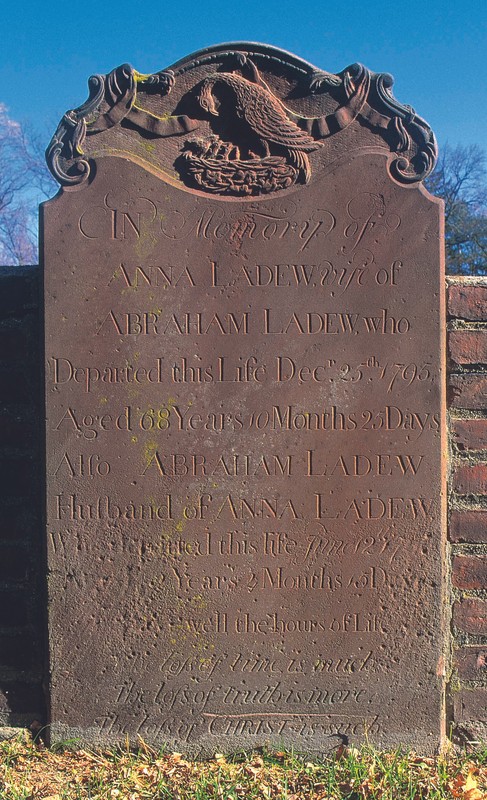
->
[43,43,445,753]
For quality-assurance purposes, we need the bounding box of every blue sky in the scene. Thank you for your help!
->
[0,0,486,150]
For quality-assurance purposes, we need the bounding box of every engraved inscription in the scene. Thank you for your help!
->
[45,85,443,752]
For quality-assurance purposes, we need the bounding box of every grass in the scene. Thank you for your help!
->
[0,731,486,799]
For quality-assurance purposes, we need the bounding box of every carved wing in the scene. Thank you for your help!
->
[46,47,438,190]
[243,84,319,152]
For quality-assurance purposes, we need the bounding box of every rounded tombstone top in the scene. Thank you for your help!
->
[46,42,437,196]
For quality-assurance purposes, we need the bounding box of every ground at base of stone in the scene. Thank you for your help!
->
[0,730,486,799]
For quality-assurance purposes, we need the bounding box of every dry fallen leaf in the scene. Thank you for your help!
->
[463,768,483,800]
[464,789,483,800]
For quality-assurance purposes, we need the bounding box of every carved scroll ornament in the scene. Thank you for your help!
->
[46,43,437,195]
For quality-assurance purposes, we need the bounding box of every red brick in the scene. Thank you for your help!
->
[454,689,487,724]
[448,375,487,410]
[0,545,28,581]
[0,456,38,497]
[0,408,38,450]
[0,322,36,364]
[452,555,487,590]
[0,683,43,716]
[0,592,28,627]
[449,284,487,321]
[452,419,487,451]
[455,646,487,680]
[0,633,39,670]
[0,270,39,317]
[0,369,37,405]
[449,330,487,366]
[454,597,487,635]
[450,511,487,543]
[452,464,487,495]
[0,503,38,543]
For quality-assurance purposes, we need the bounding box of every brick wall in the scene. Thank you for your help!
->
[448,279,487,745]
[0,265,44,729]
[0,267,486,745]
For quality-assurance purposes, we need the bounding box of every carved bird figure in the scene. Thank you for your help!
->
[198,71,319,182]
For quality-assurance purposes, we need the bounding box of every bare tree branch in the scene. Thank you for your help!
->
[425,143,487,275]
[0,104,56,265]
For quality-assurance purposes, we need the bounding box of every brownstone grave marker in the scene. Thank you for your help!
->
[43,43,446,753]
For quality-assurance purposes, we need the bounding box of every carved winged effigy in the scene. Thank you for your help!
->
[47,43,437,195]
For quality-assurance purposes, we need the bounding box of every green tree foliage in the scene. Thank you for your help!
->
[425,143,487,275]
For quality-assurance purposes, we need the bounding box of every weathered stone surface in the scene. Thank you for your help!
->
[43,43,445,753]
[0,727,28,742]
